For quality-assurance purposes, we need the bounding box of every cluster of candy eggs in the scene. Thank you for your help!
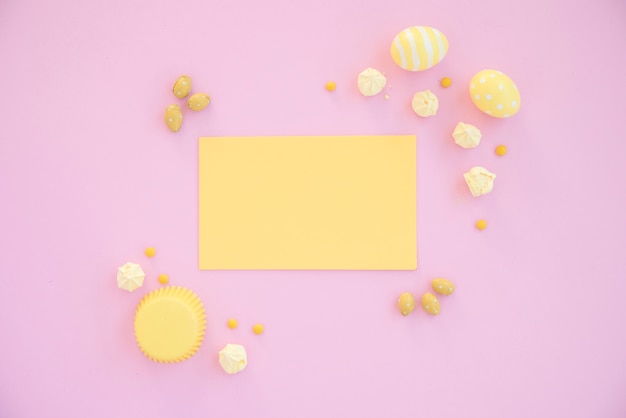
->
[397,278,455,317]
[164,75,211,132]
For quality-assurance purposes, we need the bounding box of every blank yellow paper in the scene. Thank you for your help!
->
[199,135,416,270]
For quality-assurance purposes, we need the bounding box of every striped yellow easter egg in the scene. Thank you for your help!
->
[469,69,521,118]
[390,26,449,71]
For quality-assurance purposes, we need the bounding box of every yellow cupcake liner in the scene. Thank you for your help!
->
[134,286,206,363]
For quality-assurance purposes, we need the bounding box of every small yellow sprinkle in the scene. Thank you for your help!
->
[384,94,390,100]
[144,247,156,257]
[227,318,238,329]
[252,323,264,335]
[325,81,336,92]
[440,77,452,88]
[158,274,169,284]
[475,219,487,230]
[496,145,507,156]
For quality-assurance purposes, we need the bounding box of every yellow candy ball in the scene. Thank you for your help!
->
[325,81,336,91]
[496,145,507,156]
[145,247,156,257]
[227,318,238,329]
[252,323,264,335]
[158,274,169,284]
[469,69,521,118]
[475,220,487,230]
[440,77,452,88]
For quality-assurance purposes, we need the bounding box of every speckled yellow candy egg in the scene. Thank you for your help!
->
[421,293,441,315]
[390,26,449,71]
[164,104,183,132]
[469,70,521,118]
[397,292,416,316]
[431,278,455,296]
[187,93,210,111]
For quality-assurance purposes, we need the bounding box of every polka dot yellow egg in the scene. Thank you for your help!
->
[469,69,521,118]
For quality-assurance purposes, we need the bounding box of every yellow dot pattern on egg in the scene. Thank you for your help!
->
[390,26,449,71]
[469,70,521,118]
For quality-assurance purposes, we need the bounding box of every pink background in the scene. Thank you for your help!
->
[1,0,625,417]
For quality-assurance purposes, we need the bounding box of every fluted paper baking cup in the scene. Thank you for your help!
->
[134,286,206,363]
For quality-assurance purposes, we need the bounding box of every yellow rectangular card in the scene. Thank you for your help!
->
[199,135,416,270]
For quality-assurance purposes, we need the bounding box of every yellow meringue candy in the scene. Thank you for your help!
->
[452,122,482,148]
[219,344,248,375]
[357,67,387,97]
[117,262,145,292]
[431,278,455,296]
[421,293,441,315]
[134,286,206,363]
[172,75,192,99]
[463,166,496,197]
[397,292,416,316]
[411,90,438,117]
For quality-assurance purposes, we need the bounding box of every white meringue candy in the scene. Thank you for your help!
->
[452,122,482,148]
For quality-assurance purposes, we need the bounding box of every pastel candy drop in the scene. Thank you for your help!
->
[390,26,449,71]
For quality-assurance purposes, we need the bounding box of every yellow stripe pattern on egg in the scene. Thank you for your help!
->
[390,26,449,71]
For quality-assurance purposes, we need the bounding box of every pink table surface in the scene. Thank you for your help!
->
[1,0,625,417]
